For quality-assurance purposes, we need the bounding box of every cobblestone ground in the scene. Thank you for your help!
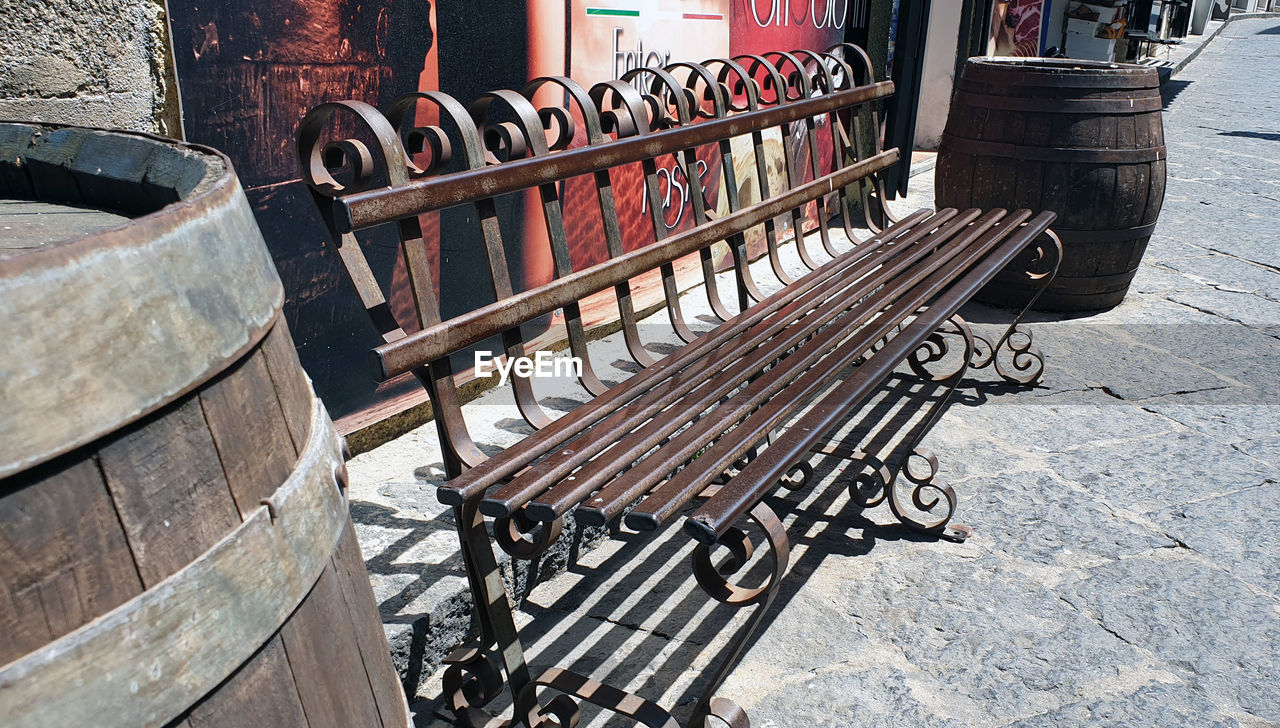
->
[349,18,1280,727]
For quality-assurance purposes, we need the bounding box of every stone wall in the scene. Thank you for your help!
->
[0,0,180,136]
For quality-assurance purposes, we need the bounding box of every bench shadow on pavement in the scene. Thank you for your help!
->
[387,363,1007,726]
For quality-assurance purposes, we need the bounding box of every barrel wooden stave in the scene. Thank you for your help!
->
[936,58,1166,311]
[0,124,407,728]
[0,317,406,728]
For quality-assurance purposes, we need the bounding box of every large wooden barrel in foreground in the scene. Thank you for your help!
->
[0,124,408,727]
[937,58,1166,311]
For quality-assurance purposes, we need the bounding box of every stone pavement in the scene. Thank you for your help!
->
[347,18,1280,727]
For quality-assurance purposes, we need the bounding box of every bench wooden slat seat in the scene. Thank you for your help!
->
[301,45,1063,728]
[466,206,1052,535]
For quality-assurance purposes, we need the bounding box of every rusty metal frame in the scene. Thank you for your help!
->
[299,45,1057,728]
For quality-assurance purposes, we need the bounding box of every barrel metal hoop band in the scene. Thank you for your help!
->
[955,92,1163,114]
[962,70,1160,90]
[1051,223,1159,243]
[1053,268,1141,286]
[941,135,1167,164]
[0,396,346,728]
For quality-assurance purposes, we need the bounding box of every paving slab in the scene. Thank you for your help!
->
[1162,253,1280,303]
[1056,551,1280,724]
[1045,430,1275,515]
[722,553,1164,725]
[1006,682,1244,728]
[956,469,1178,568]
[1142,404,1280,467]
[1155,482,1280,598]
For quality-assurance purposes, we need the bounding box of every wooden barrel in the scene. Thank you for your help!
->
[0,124,409,728]
[936,57,1166,311]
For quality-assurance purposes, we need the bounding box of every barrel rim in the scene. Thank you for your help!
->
[965,56,1153,75]
[961,56,1161,89]
[0,121,234,257]
[0,122,285,480]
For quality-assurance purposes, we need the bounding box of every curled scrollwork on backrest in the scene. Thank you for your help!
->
[620,64,734,322]
[663,60,730,213]
[471,88,610,398]
[762,50,813,101]
[620,65,695,131]
[391,91,487,171]
[664,60,730,121]
[589,78,651,139]
[764,50,839,257]
[703,57,760,114]
[589,77,699,342]
[672,58,766,306]
[791,48,848,242]
[826,43,884,166]
[789,48,838,96]
[386,91,500,470]
[733,53,789,108]
[728,53,821,271]
[827,42,883,149]
[405,89,554,426]
[469,89,550,161]
[665,57,760,312]
[702,56,797,285]
[813,50,861,153]
[298,101,413,342]
[826,42,898,233]
[299,100,411,198]
[298,96,491,473]
[523,76,599,144]
[383,95,453,181]
[379,93,468,334]
[796,48,872,242]
[829,42,878,90]
[525,76,657,368]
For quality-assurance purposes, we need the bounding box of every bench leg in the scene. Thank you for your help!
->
[970,230,1065,385]
[446,502,696,728]
[886,315,978,542]
[685,499,791,728]
[500,500,790,728]
[822,316,977,542]
[438,500,537,727]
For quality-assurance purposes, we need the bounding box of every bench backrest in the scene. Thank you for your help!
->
[299,44,899,476]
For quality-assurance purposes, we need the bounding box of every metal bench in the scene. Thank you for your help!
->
[300,45,1062,728]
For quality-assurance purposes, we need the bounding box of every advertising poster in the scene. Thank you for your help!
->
[989,0,1046,56]
[168,0,451,428]
[561,1,733,326]
[560,0,846,325]
[730,0,848,250]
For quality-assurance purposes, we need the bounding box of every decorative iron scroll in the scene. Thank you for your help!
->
[841,315,977,543]
[972,230,1065,385]
[836,229,1064,543]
